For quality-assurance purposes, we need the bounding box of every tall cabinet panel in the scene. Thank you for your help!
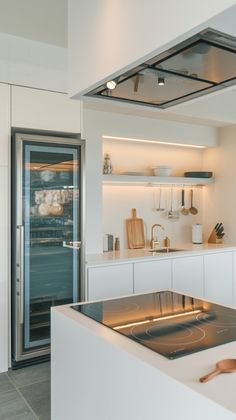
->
[11,86,81,133]
[0,83,10,373]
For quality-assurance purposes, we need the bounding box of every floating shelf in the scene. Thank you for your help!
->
[103,175,214,186]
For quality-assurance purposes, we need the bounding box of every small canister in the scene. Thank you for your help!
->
[115,237,120,251]
[164,236,170,247]
[192,224,203,244]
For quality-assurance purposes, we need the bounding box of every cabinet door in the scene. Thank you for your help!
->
[87,264,133,301]
[172,256,204,298]
[134,260,171,294]
[204,252,233,306]
[232,252,236,308]
[11,86,81,133]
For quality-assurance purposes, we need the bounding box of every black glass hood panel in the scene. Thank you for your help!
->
[87,28,236,108]
[155,41,236,84]
[100,67,213,106]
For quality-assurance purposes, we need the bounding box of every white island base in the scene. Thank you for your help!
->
[51,303,236,420]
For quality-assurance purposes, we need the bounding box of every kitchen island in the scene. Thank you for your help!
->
[51,291,236,420]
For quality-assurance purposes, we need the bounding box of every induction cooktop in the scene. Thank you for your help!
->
[71,291,236,359]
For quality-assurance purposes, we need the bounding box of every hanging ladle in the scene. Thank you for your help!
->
[156,186,165,212]
[181,189,189,216]
[200,359,236,383]
[189,189,198,215]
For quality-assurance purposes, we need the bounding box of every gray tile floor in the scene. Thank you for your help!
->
[0,362,50,420]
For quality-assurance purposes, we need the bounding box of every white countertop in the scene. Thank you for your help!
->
[86,243,236,266]
[54,299,236,417]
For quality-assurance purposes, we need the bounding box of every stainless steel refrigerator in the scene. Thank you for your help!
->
[11,130,84,366]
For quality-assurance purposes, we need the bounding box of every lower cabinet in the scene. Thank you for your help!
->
[204,252,233,306]
[134,260,172,293]
[87,263,133,301]
[86,251,235,306]
[172,256,204,298]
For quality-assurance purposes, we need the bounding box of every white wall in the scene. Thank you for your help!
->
[0,83,10,373]
[68,0,236,96]
[103,139,204,248]
[0,32,67,92]
[83,106,218,254]
[203,125,236,244]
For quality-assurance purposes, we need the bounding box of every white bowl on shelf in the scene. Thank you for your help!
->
[152,165,172,176]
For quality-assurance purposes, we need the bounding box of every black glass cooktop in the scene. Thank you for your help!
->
[72,291,236,359]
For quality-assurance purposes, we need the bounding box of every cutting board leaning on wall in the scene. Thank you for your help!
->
[126,208,145,249]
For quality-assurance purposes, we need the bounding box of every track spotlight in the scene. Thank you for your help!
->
[158,77,165,86]
[106,80,117,90]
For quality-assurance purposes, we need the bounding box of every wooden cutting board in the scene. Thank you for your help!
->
[126,208,145,249]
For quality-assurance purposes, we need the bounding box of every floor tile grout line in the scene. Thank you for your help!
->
[6,374,39,420]
[18,378,51,391]
[15,388,40,420]
[6,372,51,390]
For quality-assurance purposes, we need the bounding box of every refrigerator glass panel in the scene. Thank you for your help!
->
[23,142,80,350]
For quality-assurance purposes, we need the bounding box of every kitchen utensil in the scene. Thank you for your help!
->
[200,359,236,383]
[217,226,224,236]
[215,223,223,234]
[214,223,220,232]
[156,186,165,211]
[180,189,189,216]
[189,189,198,215]
[126,208,145,249]
[168,188,179,220]
[184,171,213,178]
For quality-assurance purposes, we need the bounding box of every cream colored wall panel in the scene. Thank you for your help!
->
[0,166,9,372]
[0,83,10,166]
[11,86,81,133]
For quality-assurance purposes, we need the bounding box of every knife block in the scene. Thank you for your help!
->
[208,229,223,244]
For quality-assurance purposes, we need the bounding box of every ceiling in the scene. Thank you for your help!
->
[0,1,234,127]
[0,0,67,47]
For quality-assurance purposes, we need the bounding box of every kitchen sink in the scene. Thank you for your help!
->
[148,248,185,253]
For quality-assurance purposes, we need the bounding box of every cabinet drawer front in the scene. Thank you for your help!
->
[134,260,171,293]
[204,253,233,306]
[87,264,133,301]
[172,256,204,297]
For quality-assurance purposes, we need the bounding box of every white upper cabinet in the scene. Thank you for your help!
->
[11,86,81,133]
[172,256,204,298]
[0,83,10,166]
[204,252,233,306]
[134,260,172,294]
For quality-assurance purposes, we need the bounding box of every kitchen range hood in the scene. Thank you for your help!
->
[87,28,236,108]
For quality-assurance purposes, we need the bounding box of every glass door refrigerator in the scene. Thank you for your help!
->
[11,131,84,366]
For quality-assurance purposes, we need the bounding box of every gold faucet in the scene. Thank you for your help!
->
[150,224,165,249]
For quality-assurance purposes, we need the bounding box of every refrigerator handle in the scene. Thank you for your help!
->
[16,225,24,324]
